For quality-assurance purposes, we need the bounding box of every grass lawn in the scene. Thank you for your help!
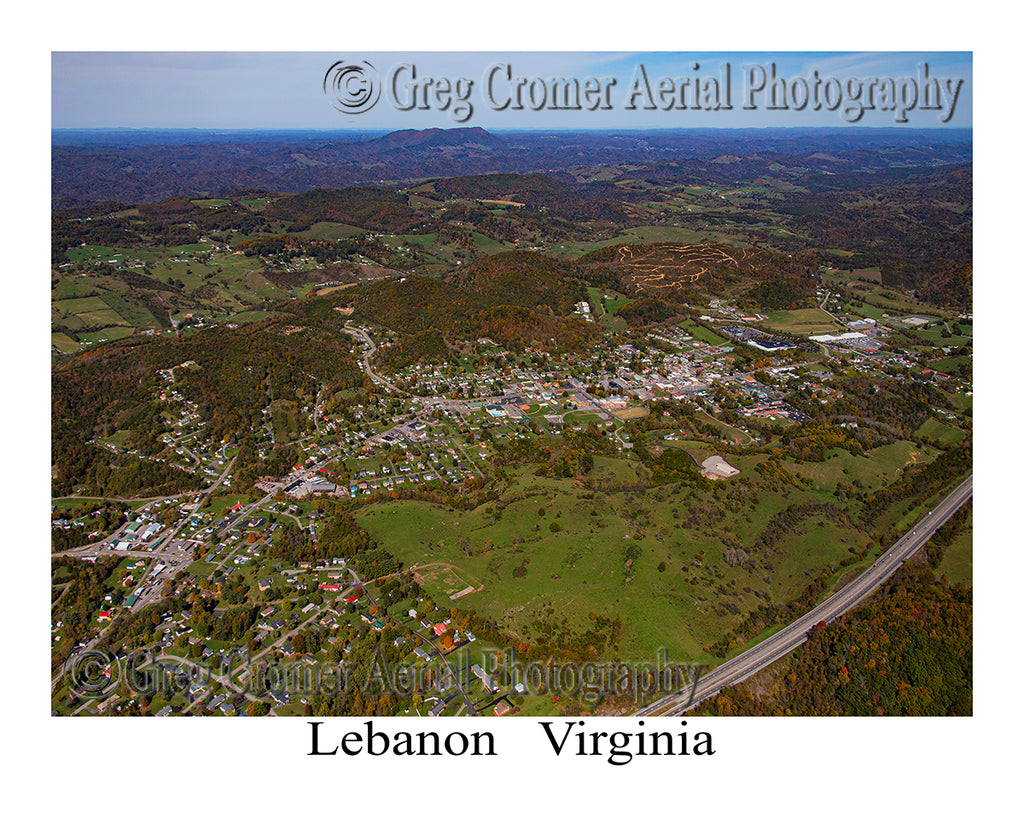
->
[207,495,255,517]
[937,510,972,585]
[189,561,219,577]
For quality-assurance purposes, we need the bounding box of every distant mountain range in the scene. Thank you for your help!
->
[360,126,506,153]
[51,126,971,205]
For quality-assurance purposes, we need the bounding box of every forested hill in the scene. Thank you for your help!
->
[51,318,365,498]
[320,251,597,356]
[697,560,972,716]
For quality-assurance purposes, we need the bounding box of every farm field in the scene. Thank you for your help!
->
[51,240,305,349]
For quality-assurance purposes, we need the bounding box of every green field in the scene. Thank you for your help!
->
[353,455,897,664]
[937,510,972,585]
[846,284,955,321]
[784,441,932,493]
[915,417,967,446]
[206,495,256,517]
[760,308,844,335]
[469,232,510,254]
[926,355,972,375]
[298,222,366,240]
[270,399,304,443]
[393,233,437,248]
[695,411,752,446]
[678,320,728,346]
[78,326,135,344]
[624,225,718,243]
[545,236,637,259]
[51,332,81,354]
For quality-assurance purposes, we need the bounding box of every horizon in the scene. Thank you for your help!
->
[52,124,974,132]
[51,123,974,149]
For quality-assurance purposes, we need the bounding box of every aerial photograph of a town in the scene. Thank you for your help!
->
[50,49,974,727]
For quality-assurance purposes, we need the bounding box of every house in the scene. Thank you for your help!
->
[493,701,512,716]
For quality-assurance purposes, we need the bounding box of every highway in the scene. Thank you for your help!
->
[635,473,973,716]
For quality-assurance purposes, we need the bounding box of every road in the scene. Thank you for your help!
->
[342,322,406,395]
[635,474,973,716]
[53,456,242,693]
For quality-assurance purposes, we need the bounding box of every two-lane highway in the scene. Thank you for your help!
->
[636,474,973,716]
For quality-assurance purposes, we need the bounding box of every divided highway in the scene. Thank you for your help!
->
[636,474,973,716]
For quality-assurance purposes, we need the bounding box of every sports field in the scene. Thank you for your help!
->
[760,308,844,335]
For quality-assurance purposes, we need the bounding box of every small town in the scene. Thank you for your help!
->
[52,280,972,718]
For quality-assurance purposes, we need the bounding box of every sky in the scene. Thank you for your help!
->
[52,51,972,131]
